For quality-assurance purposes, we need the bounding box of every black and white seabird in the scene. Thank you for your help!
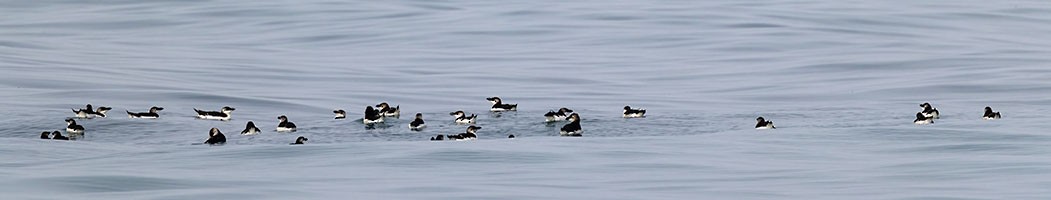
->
[290,136,308,145]
[65,118,84,134]
[914,112,934,124]
[755,117,776,129]
[508,134,515,139]
[204,128,226,145]
[983,106,1002,120]
[544,107,574,122]
[51,131,69,140]
[72,104,112,118]
[560,113,583,136]
[127,106,164,119]
[334,109,346,119]
[241,121,262,135]
[409,113,426,131]
[376,102,401,117]
[486,97,518,112]
[194,106,235,121]
[40,131,51,139]
[430,134,445,141]
[363,106,385,124]
[446,126,481,141]
[920,102,940,119]
[276,115,297,132]
[623,106,646,118]
[449,110,477,124]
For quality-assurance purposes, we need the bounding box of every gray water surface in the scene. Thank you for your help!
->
[3,0,1051,199]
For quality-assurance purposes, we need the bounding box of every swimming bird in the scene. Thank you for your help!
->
[40,131,51,139]
[623,106,646,118]
[755,117,776,129]
[72,104,112,118]
[127,106,164,119]
[449,110,477,124]
[560,113,582,136]
[290,136,308,145]
[544,107,574,122]
[72,104,94,118]
[194,106,235,121]
[334,109,346,119]
[487,97,518,112]
[983,106,1002,120]
[376,102,401,117]
[409,113,426,131]
[446,126,482,141]
[914,112,934,125]
[51,131,69,140]
[430,134,445,141]
[65,118,84,134]
[241,121,262,135]
[204,128,226,145]
[508,134,515,139]
[363,106,385,124]
[276,115,297,132]
[920,102,940,119]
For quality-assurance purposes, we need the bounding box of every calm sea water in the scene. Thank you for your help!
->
[3,0,1051,199]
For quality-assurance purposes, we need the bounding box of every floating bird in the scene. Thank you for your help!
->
[508,134,516,139]
[51,131,69,140]
[194,106,235,121]
[204,128,227,145]
[409,113,426,131]
[333,109,346,119]
[72,104,112,118]
[560,113,582,136]
[544,107,574,122]
[376,102,401,117]
[65,118,84,134]
[40,131,51,139]
[446,126,482,141]
[449,110,477,124]
[430,134,445,141]
[241,121,262,135]
[127,106,164,119]
[487,97,518,112]
[755,117,776,129]
[276,115,297,132]
[363,106,385,124]
[983,106,1002,120]
[290,136,308,145]
[914,112,934,125]
[920,102,940,119]
[623,106,646,118]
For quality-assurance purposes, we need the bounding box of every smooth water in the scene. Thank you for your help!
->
[3,0,1051,199]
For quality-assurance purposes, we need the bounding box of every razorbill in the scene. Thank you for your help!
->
[376,102,401,117]
[560,113,582,136]
[486,97,518,112]
[194,106,235,121]
[446,126,481,141]
[755,117,776,129]
[409,113,426,131]
[623,106,646,118]
[544,107,574,122]
[204,127,226,145]
[241,121,262,135]
[276,115,297,132]
[65,118,84,134]
[290,136,308,145]
[983,106,1002,120]
[363,106,385,124]
[127,106,164,119]
[449,110,477,124]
